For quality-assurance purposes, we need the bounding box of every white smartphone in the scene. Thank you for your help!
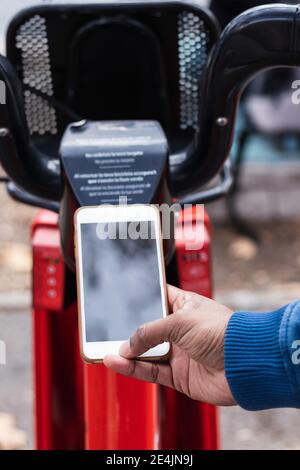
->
[74,205,170,363]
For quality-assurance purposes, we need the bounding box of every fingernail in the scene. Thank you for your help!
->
[119,340,131,357]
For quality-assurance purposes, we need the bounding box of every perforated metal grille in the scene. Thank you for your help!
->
[16,15,57,135]
[178,12,209,130]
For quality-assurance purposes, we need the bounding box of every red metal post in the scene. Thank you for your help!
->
[84,366,158,450]
[32,210,85,450]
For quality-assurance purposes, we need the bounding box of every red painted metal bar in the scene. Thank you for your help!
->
[33,307,52,450]
[84,366,158,450]
[32,211,85,450]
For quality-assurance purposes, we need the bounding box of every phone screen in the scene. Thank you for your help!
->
[80,221,165,342]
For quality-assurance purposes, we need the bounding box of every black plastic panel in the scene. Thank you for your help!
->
[6,2,218,157]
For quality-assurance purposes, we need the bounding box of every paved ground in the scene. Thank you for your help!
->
[0,310,32,450]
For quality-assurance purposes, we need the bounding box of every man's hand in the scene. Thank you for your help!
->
[104,285,235,406]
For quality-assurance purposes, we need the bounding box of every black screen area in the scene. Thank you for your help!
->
[81,222,163,342]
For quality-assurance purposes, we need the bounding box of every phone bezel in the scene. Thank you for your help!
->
[74,204,170,363]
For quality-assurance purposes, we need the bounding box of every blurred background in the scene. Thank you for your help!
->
[1,0,300,450]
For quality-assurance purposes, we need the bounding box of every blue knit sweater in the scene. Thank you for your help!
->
[224,301,300,410]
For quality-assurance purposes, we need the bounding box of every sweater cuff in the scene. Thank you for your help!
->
[225,307,299,411]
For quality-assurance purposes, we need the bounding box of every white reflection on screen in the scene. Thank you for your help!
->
[81,222,163,342]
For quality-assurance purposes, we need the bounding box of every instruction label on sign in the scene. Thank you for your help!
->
[61,120,168,205]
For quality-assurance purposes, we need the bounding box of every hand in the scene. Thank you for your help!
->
[104,285,235,406]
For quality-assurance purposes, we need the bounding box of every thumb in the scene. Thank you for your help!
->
[119,313,188,359]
